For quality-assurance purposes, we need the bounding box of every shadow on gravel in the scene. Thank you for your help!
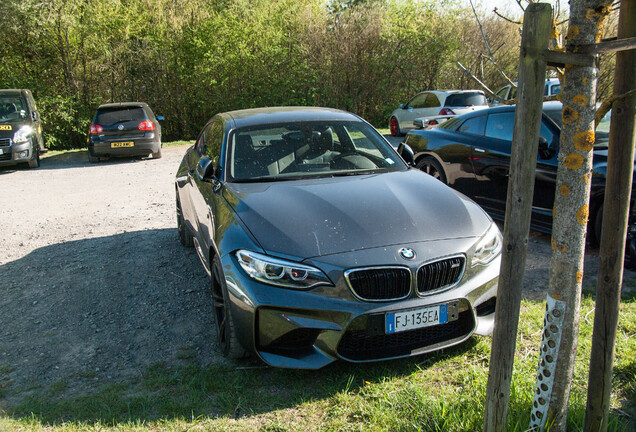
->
[0,229,215,409]
[0,151,156,173]
[0,228,483,426]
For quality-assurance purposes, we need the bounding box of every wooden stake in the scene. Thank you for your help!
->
[482,4,552,432]
[584,0,636,430]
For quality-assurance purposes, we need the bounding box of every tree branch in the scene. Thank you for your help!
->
[456,61,510,103]
[493,7,522,24]
[469,0,493,57]
[595,88,636,126]
[481,54,516,86]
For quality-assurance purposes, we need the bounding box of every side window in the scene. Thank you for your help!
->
[204,120,224,165]
[408,93,428,109]
[458,115,486,136]
[485,112,515,141]
[540,118,556,146]
[424,94,441,108]
[496,86,509,100]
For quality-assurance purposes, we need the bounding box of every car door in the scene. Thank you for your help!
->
[399,92,440,130]
[189,119,225,270]
[531,118,560,230]
[24,90,43,150]
[470,111,560,227]
[443,114,486,197]
[469,111,515,219]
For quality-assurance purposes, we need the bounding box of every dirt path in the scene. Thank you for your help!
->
[0,144,633,408]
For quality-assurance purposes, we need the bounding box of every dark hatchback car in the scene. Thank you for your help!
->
[175,107,501,369]
[88,102,162,162]
[400,105,634,258]
[0,89,45,169]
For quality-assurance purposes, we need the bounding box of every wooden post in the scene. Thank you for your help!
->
[482,4,552,432]
[584,0,636,430]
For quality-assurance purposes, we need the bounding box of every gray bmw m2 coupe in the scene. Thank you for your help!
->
[175,107,501,369]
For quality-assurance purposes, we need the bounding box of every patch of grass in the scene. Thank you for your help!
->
[162,140,193,148]
[1,298,634,431]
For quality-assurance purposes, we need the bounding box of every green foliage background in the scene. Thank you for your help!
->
[0,0,525,149]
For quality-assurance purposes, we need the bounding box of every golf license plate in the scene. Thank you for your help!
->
[386,303,449,334]
[111,142,134,148]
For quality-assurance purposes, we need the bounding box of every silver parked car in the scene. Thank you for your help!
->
[389,90,489,136]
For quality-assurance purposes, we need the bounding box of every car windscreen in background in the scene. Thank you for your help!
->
[444,93,487,107]
[95,107,147,126]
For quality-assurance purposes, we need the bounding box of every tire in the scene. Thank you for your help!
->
[389,116,402,137]
[176,195,194,247]
[211,256,249,359]
[88,150,99,163]
[416,157,447,184]
[152,145,162,159]
[27,147,40,168]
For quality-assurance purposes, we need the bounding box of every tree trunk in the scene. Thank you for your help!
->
[584,0,636,430]
[532,1,615,431]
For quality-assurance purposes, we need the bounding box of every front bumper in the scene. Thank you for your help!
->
[0,138,36,167]
[89,134,160,158]
[220,236,500,369]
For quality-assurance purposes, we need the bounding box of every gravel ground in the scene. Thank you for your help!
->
[0,144,633,409]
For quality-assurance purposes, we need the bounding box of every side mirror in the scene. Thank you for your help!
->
[196,157,217,181]
[397,143,415,166]
[538,137,552,159]
[156,115,164,121]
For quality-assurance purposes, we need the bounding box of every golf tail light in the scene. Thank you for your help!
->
[236,250,332,289]
[439,108,455,116]
[138,120,155,131]
[89,124,103,134]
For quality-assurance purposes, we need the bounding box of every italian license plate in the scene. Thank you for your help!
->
[111,142,134,148]
[386,304,449,334]
[0,125,11,131]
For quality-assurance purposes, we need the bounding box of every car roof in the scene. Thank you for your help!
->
[220,106,363,129]
[97,102,150,109]
[0,89,29,96]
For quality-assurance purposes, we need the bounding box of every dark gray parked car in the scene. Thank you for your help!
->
[88,102,162,162]
[0,89,45,169]
[175,107,501,369]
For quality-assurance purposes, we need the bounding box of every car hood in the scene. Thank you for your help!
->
[0,119,32,139]
[223,170,491,259]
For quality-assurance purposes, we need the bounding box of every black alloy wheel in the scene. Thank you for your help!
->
[416,157,447,184]
[211,256,248,359]
[176,196,194,247]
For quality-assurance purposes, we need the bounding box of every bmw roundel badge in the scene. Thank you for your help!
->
[399,248,416,260]
[118,124,124,130]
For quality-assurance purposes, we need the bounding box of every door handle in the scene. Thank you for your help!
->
[474,148,486,153]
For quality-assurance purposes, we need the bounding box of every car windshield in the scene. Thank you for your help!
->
[228,121,405,182]
[444,93,487,107]
[0,95,28,121]
[95,107,147,126]
[439,116,463,130]
[544,106,610,148]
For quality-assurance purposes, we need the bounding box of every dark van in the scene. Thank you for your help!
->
[0,89,45,169]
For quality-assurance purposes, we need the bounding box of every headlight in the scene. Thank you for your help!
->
[236,250,332,289]
[13,125,34,144]
[472,223,502,266]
